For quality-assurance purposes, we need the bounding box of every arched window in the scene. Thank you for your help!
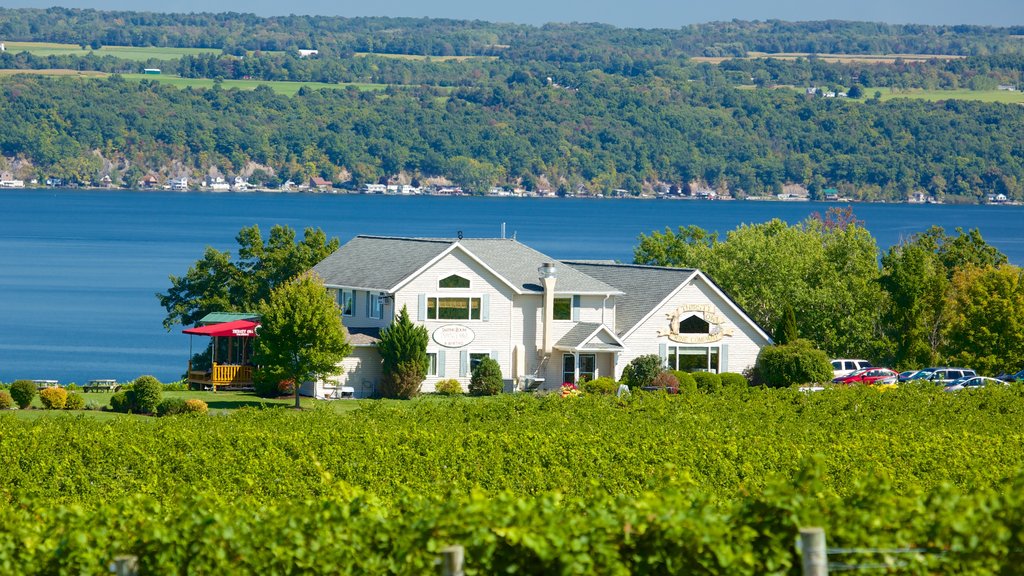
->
[439,274,470,289]
[678,314,710,334]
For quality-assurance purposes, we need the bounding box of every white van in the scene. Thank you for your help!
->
[831,359,872,379]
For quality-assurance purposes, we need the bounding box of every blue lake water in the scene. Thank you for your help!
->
[3,189,1024,384]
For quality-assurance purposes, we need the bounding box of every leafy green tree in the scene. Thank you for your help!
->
[9,380,36,409]
[157,224,339,330]
[942,265,1024,375]
[635,211,883,357]
[377,305,429,399]
[621,354,663,389]
[253,274,352,409]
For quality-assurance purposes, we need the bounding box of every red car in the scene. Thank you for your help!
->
[832,367,898,386]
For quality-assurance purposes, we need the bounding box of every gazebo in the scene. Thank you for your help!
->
[183,314,260,389]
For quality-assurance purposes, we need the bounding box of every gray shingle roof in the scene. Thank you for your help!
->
[312,235,620,295]
[554,322,624,351]
[562,262,696,336]
[347,327,381,347]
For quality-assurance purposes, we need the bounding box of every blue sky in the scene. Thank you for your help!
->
[4,0,1022,27]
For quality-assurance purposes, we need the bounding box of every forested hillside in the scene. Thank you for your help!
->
[0,8,1022,201]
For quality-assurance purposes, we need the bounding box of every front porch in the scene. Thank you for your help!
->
[188,363,254,390]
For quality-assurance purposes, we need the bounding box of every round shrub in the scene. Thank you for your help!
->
[38,386,68,409]
[671,371,698,394]
[755,339,833,388]
[650,371,680,391]
[156,397,188,417]
[64,393,86,410]
[0,390,12,409]
[692,372,722,393]
[434,379,463,395]
[469,357,503,396]
[253,371,292,398]
[109,391,130,413]
[183,399,209,415]
[130,375,163,414]
[582,376,619,395]
[622,354,663,389]
[9,380,36,409]
[720,372,748,389]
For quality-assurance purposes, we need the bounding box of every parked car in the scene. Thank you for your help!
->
[831,359,872,379]
[943,376,1007,392]
[925,367,977,385]
[898,369,928,382]
[832,367,898,386]
[995,368,1024,382]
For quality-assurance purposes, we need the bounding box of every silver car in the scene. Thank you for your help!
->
[943,376,1005,392]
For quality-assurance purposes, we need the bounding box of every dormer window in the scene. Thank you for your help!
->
[439,274,470,289]
[678,315,710,334]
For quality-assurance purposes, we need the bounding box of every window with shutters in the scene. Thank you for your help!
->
[426,296,481,320]
[427,353,438,376]
[666,346,720,373]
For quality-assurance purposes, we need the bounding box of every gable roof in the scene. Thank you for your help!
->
[555,322,626,352]
[313,235,620,295]
[565,261,772,343]
[563,262,696,336]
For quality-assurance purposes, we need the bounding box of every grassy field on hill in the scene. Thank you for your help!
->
[2,40,219,60]
[878,87,1024,103]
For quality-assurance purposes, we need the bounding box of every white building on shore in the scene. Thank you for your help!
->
[305,235,771,398]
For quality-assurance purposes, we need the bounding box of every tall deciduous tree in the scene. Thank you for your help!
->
[252,274,351,409]
[376,305,429,399]
[157,224,339,330]
[634,210,883,358]
[942,265,1024,375]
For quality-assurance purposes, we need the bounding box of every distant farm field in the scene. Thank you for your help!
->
[1,40,219,60]
[354,51,497,62]
[693,52,965,65]
[118,73,390,94]
[878,87,1024,103]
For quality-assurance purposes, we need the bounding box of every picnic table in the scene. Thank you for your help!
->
[83,379,120,392]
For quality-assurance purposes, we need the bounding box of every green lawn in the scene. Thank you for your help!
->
[9,389,367,419]
[877,87,1024,104]
[2,41,220,61]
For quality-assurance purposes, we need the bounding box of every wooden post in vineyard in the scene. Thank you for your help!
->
[799,527,828,576]
[440,545,465,576]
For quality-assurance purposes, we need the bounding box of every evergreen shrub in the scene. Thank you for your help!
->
[130,376,164,414]
[10,380,36,409]
[720,372,748,389]
[755,339,832,388]
[109,391,130,413]
[692,372,722,393]
[582,376,619,395]
[469,357,503,396]
[434,379,463,395]
[39,386,68,409]
[157,398,188,417]
[622,355,663,389]
[64,393,86,410]
[671,371,698,394]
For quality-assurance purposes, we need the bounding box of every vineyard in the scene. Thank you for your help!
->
[2,386,1024,573]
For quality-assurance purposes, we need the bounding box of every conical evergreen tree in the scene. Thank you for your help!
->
[775,303,798,345]
[377,304,429,398]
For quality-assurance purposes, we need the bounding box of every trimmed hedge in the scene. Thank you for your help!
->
[434,379,463,396]
[469,357,503,396]
[720,372,748,389]
[755,339,833,388]
[581,377,619,395]
[9,380,36,409]
[692,371,722,393]
[64,393,86,411]
[38,387,68,410]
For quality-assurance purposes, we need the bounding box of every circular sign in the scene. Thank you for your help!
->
[433,324,475,348]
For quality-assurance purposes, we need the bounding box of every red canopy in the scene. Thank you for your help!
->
[183,319,260,338]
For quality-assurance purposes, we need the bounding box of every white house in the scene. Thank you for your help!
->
[304,235,771,399]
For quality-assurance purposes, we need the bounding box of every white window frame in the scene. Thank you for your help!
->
[368,292,384,319]
[666,345,720,373]
[337,288,355,316]
[426,294,482,321]
[469,351,491,373]
[553,297,573,321]
[562,353,596,384]
[427,352,438,377]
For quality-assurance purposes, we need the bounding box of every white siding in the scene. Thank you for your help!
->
[311,347,383,399]
[617,275,770,378]
[393,250,517,388]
